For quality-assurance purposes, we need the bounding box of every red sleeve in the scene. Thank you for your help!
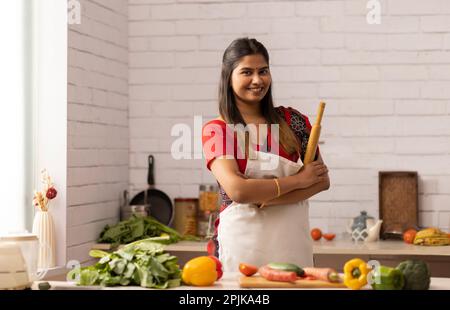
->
[202,120,244,171]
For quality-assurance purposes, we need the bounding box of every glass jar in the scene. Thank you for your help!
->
[197,210,217,239]
[173,198,198,236]
[199,184,219,212]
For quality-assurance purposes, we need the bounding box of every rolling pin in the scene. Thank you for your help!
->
[303,101,326,165]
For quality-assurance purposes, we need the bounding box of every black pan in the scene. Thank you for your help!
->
[129,155,173,226]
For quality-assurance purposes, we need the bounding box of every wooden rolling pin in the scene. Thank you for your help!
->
[303,101,326,164]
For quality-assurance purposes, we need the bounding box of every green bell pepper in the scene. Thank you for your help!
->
[371,266,405,290]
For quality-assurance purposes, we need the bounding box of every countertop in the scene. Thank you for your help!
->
[94,239,450,256]
[32,273,450,290]
[311,239,450,256]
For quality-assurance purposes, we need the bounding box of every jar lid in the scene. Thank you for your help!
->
[199,184,217,192]
[0,233,38,242]
[175,198,198,202]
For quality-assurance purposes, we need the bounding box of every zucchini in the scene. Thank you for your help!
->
[267,262,304,276]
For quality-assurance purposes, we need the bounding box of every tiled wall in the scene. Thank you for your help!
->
[66,0,450,263]
[67,0,129,262]
[128,0,450,235]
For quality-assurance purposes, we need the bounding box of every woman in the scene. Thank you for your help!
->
[202,38,330,272]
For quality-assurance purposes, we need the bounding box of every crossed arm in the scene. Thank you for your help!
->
[209,154,330,206]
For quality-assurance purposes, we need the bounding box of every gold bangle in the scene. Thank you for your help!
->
[274,178,281,198]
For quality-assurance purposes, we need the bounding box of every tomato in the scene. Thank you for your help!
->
[206,239,215,256]
[208,255,223,280]
[239,263,258,277]
[323,233,336,241]
[310,228,322,241]
[403,229,417,244]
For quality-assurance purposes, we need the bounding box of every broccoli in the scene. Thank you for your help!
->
[396,260,431,290]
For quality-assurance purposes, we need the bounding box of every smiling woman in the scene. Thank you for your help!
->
[202,38,330,272]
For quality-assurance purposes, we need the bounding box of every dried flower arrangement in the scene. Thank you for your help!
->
[33,169,57,212]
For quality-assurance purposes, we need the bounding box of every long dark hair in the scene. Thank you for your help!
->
[218,37,300,155]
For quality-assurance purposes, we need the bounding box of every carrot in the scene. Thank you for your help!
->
[303,267,341,283]
[300,275,317,281]
[259,265,297,282]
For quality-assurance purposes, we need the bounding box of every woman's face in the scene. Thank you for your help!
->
[230,54,271,106]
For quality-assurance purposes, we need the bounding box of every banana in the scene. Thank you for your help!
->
[414,228,450,246]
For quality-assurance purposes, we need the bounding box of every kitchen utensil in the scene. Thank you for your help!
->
[123,190,129,208]
[0,233,41,289]
[239,276,346,288]
[129,155,173,226]
[365,219,383,242]
[346,211,374,241]
[379,171,418,239]
[120,190,151,220]
[120,204,151,221]
[346,211,373,232]
[303,101,325,164]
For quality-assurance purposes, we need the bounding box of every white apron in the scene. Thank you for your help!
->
[217,150,313,272]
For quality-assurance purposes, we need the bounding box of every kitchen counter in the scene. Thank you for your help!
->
[93,240,450,277]
[32,273,450,290]
[94,239,450,256]
[312,239,450,256]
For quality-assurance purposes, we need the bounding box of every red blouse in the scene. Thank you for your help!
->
[202,106,316,172]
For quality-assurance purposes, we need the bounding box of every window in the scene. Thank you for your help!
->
[0,0,32,234]
[0,0,67,268]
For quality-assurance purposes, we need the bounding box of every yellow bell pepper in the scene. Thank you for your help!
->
[343,258,370,290]
[182,256,217,286]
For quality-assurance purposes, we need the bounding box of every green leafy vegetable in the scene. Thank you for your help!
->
[67,239,181,289]
[97,216,198,247]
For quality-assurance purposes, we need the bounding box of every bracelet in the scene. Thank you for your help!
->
[274,178,281,198]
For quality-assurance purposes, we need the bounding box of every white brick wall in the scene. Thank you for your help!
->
[128,0,450,236]
[68,0,128,263]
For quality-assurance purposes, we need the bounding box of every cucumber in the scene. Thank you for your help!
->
[267,262,305,276]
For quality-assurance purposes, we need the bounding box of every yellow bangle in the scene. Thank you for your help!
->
[274,178,281,198]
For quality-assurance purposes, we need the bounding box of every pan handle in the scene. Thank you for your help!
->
[147,155,155,187]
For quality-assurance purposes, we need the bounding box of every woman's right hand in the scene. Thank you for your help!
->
[294,161,328,189]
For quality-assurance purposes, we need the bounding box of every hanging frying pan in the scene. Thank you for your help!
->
[129,155,174,226]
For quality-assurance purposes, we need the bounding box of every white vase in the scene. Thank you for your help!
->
[32,210,56,269]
